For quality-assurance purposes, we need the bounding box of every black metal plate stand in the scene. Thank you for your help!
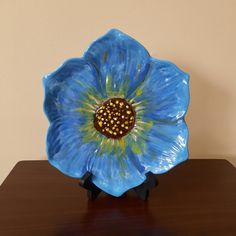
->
[79,172,158,200]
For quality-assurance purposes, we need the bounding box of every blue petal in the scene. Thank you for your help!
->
[89,151,146,197]
[83,29,150,97]
[43,58,102,122]
[136,58,190,122]
[137,119,188,174]
[43,58,101,178]
[47,119,98,178]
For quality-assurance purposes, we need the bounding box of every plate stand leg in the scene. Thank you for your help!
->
[134,172,158,200]
[79,172,101,200]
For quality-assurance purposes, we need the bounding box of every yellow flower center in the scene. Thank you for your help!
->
[94,98,136,139]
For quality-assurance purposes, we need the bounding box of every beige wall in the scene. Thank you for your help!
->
[1,0,236,184]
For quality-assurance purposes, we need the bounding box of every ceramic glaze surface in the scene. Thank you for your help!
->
[43,29,190,197]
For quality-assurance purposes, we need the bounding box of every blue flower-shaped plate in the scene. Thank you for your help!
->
[43,29,190,197]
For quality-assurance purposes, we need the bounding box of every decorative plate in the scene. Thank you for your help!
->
[43,29,190,197]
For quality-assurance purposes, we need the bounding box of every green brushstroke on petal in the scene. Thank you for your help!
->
[76,107,94,113]
[79,122,93,132]
[119,138,126,153]
[145,120,153,129]
[85,89,104,105]
[135,88,142,97]
[104,139,114,155]
[79,122,102,144]
[97,138,113,156]
[104,50,108,63]
[135,63,141,80]
[137,63,141,71]
[131,142,142,155]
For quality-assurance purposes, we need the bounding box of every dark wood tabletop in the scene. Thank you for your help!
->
[0,159,235,236]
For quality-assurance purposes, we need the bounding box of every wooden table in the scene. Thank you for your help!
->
[0,159,235,235]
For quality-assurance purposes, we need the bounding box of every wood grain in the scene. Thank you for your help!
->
[0,159,235,236]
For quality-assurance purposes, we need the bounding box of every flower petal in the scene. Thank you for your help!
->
[135,119,188,174]
[43,58,103,178]
[47,118,98,178]
[89,151,146,197]
[134,58,189,122]
[43,58,102,123]
[83,29,150,98]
